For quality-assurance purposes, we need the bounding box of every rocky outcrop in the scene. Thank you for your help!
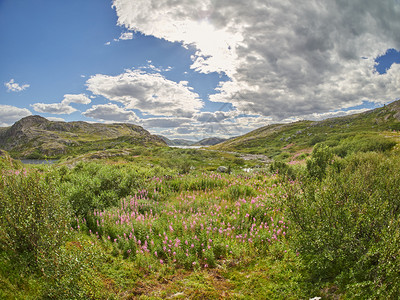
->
[0,116,167,158]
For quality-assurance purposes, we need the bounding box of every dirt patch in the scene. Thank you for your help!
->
[123,268,235,299]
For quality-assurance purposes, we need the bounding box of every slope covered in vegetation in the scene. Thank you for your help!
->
[212,100,400,161]
[0,115,166,159]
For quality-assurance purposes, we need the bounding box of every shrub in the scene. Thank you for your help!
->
[59,162,162,217]
[0,170,70,266]
[308,134,326,146]
[284,152,400,297]
[269,161,297,180]
[306,144,333,181]
[233,158,245,166]
[331,134,396,158]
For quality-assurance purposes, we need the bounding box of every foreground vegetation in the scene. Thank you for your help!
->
[1,138,400,298]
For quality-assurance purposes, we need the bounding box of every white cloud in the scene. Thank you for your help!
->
[86,69,203,117]
[0,105,32,126]
[296,108,372,122]
[31,102,77,115]
[62,94,91,105]
[112,0,400,121]
[142,117,191,128]
[138,63,171,73]
[104,41,111,46]
[83,103,138,123]
[195,111,233,123]
[119,32,133,40]
[31,94,91,115]
[112,0,242,76]
[47,116,66,122]
[4,79,30,92]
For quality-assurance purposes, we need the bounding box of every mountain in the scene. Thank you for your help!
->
[193,137,227,146]
[157,136,196,146]
[211,100,400,159]
[0,115,166,158]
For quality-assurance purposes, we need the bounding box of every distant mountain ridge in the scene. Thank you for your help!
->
[192,137,227,146]
[157,136,195,146]
[158,136,228,146]
[0,115,166,158]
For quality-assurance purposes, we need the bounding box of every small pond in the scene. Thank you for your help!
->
[20,159,58,165]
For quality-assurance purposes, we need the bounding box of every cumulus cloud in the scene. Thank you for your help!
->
[119,32,134,40]
[31,102,77,115]
[83,103,138,123]
[47,116,66,122]
[4,79,30,92]
[62,94,91,105]
[112,0,242,75]
[31,94,91,114]
[195,111,232,123]
[86,69,203,117]
[0,105,32,126]
[112,0,400,121]
[142,117,191,128]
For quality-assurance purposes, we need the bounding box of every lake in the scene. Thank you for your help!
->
[20,159,58,165]
[169,145,205,149]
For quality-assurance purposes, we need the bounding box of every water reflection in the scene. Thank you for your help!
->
[20,159,58,165]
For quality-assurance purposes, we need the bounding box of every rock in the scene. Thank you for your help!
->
[170,292,185,298]
[217,166,229,173]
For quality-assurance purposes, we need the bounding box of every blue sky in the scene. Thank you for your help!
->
[1,0,400,140]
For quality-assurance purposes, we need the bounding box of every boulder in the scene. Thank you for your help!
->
[217,166,229,173]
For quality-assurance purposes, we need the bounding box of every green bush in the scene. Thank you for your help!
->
[59,162,163,217]
[331,134,396,157]
[306,144,333,181]
[0,170,70,266]
[269,161,297,180]
[308,134,326,146]
[284,152,400,297]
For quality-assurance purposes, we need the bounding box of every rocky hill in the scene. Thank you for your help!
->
[193,137,227,146]
[157,136,195,146]
[0,116,166,158]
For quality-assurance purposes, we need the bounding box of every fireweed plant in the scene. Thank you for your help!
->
[75,171,291,271]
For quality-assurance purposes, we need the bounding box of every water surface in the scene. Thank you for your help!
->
[20,159,58,165]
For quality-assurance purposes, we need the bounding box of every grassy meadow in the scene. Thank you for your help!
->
[1,139,400,298]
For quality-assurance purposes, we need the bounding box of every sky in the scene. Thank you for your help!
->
[1,0,400,140]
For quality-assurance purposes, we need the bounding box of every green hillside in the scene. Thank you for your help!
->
[0,115,166,159]
[212,100,400,161]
